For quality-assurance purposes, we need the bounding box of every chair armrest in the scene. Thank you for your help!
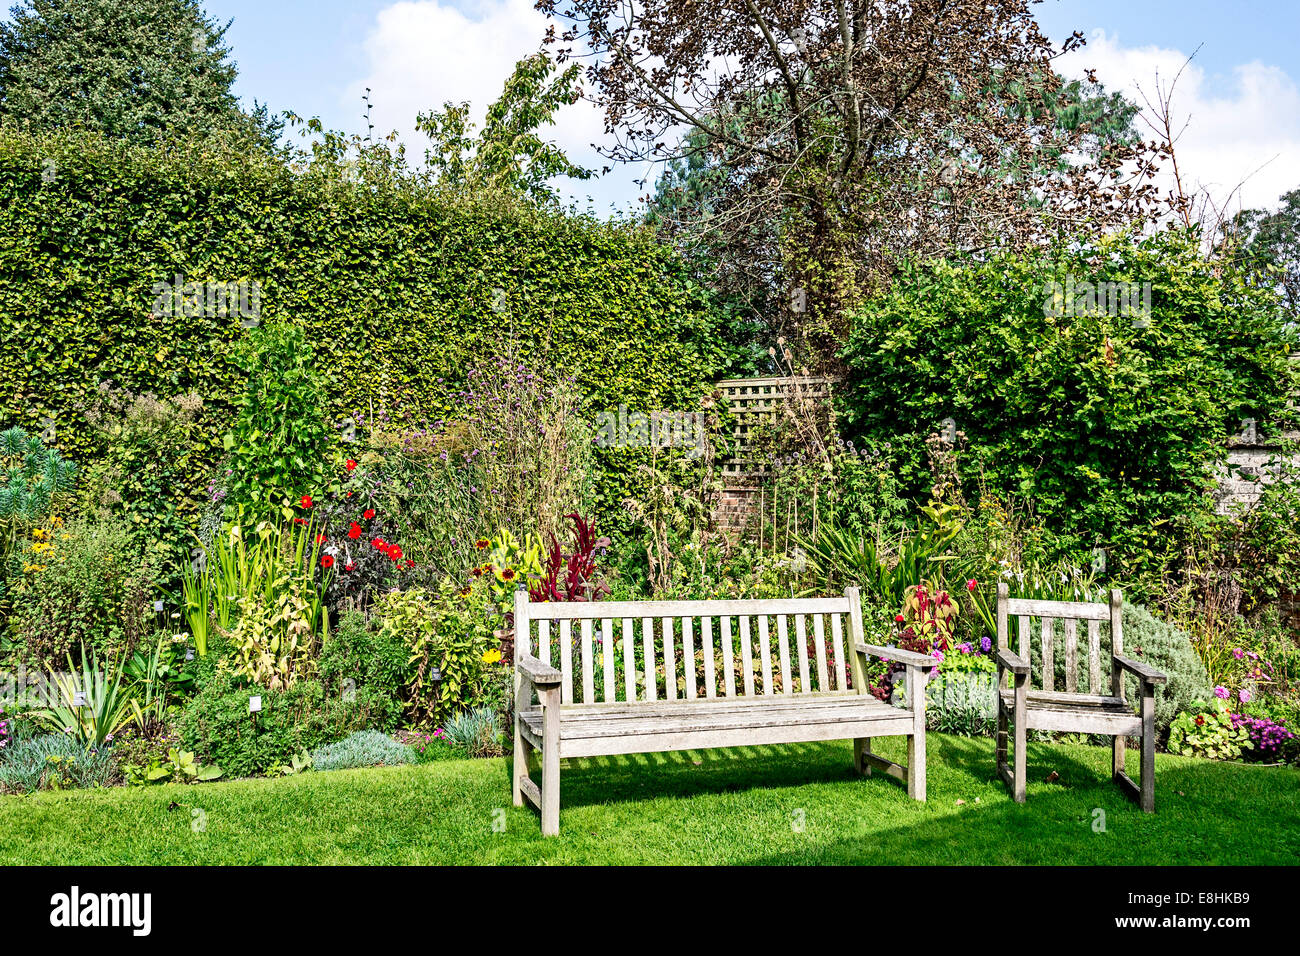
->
[996,648,1029,677]
[857,643,937,669]
[517,653,562,688]
[1113,653,1167,686]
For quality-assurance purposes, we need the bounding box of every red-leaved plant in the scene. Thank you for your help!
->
[529,513,611,602]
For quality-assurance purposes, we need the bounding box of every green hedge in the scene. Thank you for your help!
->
[840,231,1299,576]
[0,128,725,538]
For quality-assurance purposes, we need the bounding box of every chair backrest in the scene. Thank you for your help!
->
[996,583,1124,698]
[514,589,866,705]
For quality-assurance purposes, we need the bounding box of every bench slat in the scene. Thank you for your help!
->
[777,614,792,695]
[721,616,736,697]
[831,613,846,691]
[758,615,773,694]
[561,619,574,704]
[682,616,696,700]
[581,619,595,704]
[740,616,755,696]
[622,617,636,702]
[702,616,716,699]
[814,614,829,691]
[642,616,656,702]
[538,619,550,668]
[796,614,811,693]
[1042,617,1054,693]
[662,617,676,701]
[602,618,615,703]
[1064,618,1078,694]
[1088,619,1102,694]
[524,597,852,619]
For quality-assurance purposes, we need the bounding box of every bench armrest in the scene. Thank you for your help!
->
[1113,653,1167,686]
[996,647,1029,677]
[517,653,562,688]
[857,643,937,669]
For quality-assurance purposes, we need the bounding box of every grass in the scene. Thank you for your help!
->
[0,734,1296,865]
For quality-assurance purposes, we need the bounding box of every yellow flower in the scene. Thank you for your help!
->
[481,648,503,665]
[32,528,47,541]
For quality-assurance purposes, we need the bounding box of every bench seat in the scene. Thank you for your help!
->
[519,692,913,758]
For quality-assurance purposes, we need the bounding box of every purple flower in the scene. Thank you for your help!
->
[1238,689,1252,703]
[979,636,992,654]
[1213,686,1230,699]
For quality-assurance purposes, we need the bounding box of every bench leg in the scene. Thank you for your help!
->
[907,663,927,800]
[1112,731,1126,785]
[1011,675,1027,803]
[540,686,561,836]
[995,687,1008,772]
[852,738,867,775]
[512,720,530,808]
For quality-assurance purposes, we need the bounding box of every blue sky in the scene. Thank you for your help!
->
[11,1,1300,214]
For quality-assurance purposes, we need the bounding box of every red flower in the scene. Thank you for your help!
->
[300,495,313,509]
[320,554,335,569]
[345,459,357,472]
[293,517,307,525]
[405,559,414,569]
[471,566,484,577]
[347,522,362,539]
[345,562,355,572]
[371,537,386,550]
[501,567,516,581]
[895,614,905,623]
[388,545,404,562]
[364,508,376,520]
[315,533,326,545]
[474,538,490,550]
[966,578,978,592]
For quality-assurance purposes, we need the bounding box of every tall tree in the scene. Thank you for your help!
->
[539,0,1165,365]
[417,52,593,204]
[0,0,280,149]
[1221,188,1300,319]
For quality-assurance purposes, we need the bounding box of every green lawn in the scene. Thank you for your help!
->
[1,734,1295,865]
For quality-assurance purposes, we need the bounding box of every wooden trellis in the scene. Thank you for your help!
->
[717,375,835,488]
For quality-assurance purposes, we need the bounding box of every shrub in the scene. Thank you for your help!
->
[443,706,503,758]
[317,610,408,730]
[310,730,413,771]
[178,671,387,778]
[1168,698,1253,760]
[0,128,722,543]
[841,231,1299,579]
[396,728,461,762]
[0,733,115,794]
[7,515,159,667]
[925,672,998,736]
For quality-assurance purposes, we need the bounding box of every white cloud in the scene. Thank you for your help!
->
[1058,30,1300,215]
[348,0,647,213]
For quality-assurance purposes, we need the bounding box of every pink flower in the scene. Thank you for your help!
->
[966,578,978,592]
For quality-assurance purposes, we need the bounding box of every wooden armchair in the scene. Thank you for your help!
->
[995,583,1167,812]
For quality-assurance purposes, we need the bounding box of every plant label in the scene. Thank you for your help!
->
[249,695,262,713]
[72,691,87,707]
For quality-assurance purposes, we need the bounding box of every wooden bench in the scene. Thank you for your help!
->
[995,584,1168,812]
[511,587,935,834]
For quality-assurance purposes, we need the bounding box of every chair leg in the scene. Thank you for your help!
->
[512,722,529,807]
[995,693,1008,772]
[1112,732,1126,782]
[1011,677,1027,803]
[1140,689,1156,813]
[852,738,867,775]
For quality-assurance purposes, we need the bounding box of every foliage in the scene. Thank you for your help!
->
[310,730,413,772]
[223,324,334,517]
[121,746,222,786]
[78,387,207,583]
[6,515,159,667]
[376,580,501,726]
[0,0,281,150]
[546,0,1164,359]
[396,727,460,762]
[1221,185,1300,317]
[0,732,114,794]
[317,610,408,731]
[418,52,592,204]
[1168,698,1253,761]
[0,127,721,544]
[178,671,387,779]
[529,513,611,602]
[30,649,135,747]
[841,231,1300,578]
[0,426,76,624]
[925,672,998,737]
[1096,603,1212,737]
[442,706,504,758]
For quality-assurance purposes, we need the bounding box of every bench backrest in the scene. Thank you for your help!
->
[514,589,866,705]
[995,583,1124,698]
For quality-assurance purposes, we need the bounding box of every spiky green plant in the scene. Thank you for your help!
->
[0,426,77,522]
[32,648,135,748]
